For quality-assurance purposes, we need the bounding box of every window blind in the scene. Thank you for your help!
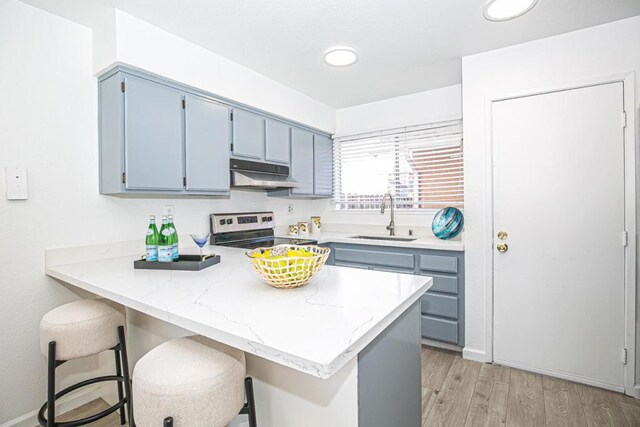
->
[332,119,463,210]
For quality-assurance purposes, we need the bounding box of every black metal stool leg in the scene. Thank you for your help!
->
[245,377,257,427]
[47,341,56,427]
[114,348,126,425]
[163,417,173,426]
[117,326,134,427]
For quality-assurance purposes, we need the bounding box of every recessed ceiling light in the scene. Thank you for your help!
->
[483,0,538,21]
[323,46,358,67]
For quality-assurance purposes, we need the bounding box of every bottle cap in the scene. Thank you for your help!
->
[168,214,174,219]
[150,215,155,219]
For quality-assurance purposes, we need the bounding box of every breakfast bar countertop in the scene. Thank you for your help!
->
[45,243,431,379]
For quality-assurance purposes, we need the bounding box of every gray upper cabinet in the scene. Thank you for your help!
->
[290,128,314,195]
[232,109,264,160]
[99,69,231,196]
[184,95,230,192]
[99,66,330,197]
[313,134,333,196]
[269,130,333,198]
[124,75,184,191]
[265,119,290,164]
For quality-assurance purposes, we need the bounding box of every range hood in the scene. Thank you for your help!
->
[230,159,299,190]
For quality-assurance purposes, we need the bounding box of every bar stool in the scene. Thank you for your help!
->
[38,299,132,426]
[132,336,257,427]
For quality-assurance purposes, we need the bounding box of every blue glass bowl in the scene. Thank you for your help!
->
[432,207,464,240]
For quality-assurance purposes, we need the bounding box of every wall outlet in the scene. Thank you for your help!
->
[163,205,175,218]
[288,204,294,214]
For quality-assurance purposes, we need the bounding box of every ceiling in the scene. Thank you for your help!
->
[19,0,640,108]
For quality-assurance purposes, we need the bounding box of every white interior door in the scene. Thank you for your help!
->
[492,82,626,391]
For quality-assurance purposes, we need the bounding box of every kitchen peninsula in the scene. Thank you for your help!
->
[45,242,431,427]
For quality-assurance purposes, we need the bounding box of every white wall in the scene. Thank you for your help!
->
[319,85,463,232]
[462,16,640,367]
[93,9,335,133]
[0,1,323,423]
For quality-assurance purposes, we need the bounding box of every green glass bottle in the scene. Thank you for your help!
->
[145,215,159,262]
[168,214,179,261]
[158,216,173,263]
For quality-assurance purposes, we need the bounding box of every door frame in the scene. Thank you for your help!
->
[482,72,637,395]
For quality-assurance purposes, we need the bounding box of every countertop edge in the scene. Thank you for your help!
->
[45,265,431,379]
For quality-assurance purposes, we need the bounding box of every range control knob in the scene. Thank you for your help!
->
[226,219,233,225]
[219,219,225,225]
[262,216,268,222]
[267,216,273,221]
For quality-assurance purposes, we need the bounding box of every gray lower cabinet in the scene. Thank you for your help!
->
[323,242,465,347]
[99,70,231,196]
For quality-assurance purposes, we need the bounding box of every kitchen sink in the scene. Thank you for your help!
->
[349,235,417,242]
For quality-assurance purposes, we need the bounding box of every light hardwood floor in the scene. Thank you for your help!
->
[48,346,640,426]
[422,346,640,426]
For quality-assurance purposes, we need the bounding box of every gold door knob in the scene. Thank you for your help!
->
[497,243,508,253]
[497,231,508,240]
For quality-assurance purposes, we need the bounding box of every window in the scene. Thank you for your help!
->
[332,119,463,210]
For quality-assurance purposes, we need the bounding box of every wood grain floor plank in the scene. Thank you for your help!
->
[424,355,482,427]
[422,346,457,392]
[577,384,629,427]
[423,387,436,426]
[619,401,640,426]
[464,363,511,427]
[505,369,546,427]
[542,375,587,427]
[42,399,121,427]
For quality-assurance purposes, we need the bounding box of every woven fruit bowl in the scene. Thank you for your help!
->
[246,245,331,289]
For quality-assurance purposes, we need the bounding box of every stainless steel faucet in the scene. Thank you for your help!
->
[380,193,395,236]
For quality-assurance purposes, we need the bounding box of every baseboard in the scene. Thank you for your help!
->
[1,383,108,427]
[421,339,462,352]
[494,358,624,393]
[462,347,486,363]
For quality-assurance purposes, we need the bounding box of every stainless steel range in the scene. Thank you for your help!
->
[209,211,317,249]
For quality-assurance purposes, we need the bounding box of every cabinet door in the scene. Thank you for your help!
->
[124,76,184,191]
[265,119,290,164]
[291,127,314,195]
[313,134,333,196]
[184,95,230,193]
[232,109,264,159]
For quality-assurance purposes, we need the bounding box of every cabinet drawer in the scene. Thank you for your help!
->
[421,273,458,295]
[421,316,458,344]
[334,247,414,271]
[419,254,458,273]
[421,293,458,319]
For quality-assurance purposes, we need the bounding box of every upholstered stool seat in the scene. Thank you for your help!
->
[133,336,256,427]
[38,299,131,427]
[40,299,125,361]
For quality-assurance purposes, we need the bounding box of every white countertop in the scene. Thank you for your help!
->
[277,231,464,251]
[45,245,430,379]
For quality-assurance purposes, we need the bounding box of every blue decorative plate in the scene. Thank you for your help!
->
[432,207,464,240]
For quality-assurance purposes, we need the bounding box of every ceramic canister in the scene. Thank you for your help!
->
[297,221,309,236]
[288,224,299,236]
[310,216,321,233]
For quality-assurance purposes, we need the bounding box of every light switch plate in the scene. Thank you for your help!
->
[5,166,28,200]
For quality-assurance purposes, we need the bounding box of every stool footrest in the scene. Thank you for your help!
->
[38,375,127,427]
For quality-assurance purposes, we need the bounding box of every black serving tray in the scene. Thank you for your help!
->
[134,254,220,271]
